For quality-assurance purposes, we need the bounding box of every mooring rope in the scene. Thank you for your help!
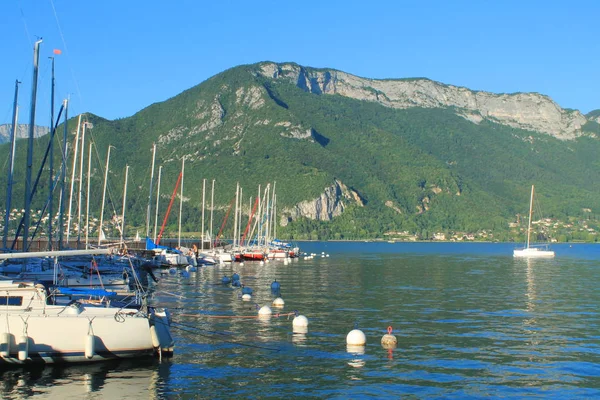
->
[175,312,296,319]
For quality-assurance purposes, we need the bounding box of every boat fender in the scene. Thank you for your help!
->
[150,325,160,348]
[17,335,29,361]
[0,332,10,358]
[85,334,95,359]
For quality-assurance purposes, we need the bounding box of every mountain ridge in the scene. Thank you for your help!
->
[1,61,599,241]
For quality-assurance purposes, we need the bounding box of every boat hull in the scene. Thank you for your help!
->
[513,248,555,258]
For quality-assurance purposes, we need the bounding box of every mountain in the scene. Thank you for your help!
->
[0,124,50,144]
[1,62,599,241]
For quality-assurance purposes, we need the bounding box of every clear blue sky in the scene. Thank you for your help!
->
[2,0,600,126]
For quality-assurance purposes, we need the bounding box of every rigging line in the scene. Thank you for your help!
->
[49,0,83,109]
[167,322,282,352]
[169,320,236,337]
[18,2,33,50]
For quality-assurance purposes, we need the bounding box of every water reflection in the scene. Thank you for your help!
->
[0,359,167,399]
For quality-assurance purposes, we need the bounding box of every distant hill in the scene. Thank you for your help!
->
[0,124,49,144]
[1,62,599,241]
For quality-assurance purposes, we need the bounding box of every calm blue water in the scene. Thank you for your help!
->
[1,242,599,399]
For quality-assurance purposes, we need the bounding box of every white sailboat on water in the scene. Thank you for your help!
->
[513,185,555,258]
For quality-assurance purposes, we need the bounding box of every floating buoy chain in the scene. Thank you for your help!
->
[174,312,297,319]
[168,320,281,352]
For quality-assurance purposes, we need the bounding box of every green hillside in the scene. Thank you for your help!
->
[1,63,599,242]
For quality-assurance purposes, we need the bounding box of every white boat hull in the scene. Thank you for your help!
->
[0,281,173,364]
[513,247,555,258]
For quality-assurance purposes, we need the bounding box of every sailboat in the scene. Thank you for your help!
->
[513,185,555,258]
[0,41,174,365]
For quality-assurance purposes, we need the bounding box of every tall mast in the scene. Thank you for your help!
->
[146,143,156,239]
[270,181,277,242]
[76,121,88,246]
[3,80,20,249]
[120,165,129,245]
[238,187,243,246]
[85,143,92,248]
[201,178,206,249]
[526,185,534,249]
[98,146,111,246]
[58,99,68,250]
[47,56,55,249]
[210,179,215,250]
[23,39,42,252]
[153,166,162,243]
[233,183,239,247]
[66,114,82,246]
[178,159,185,248]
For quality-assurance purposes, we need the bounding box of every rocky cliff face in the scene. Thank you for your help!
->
[280,179,363,225]
[257,62,589,140]
[0,124,50,144]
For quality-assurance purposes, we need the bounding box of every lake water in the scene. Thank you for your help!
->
[1,242,600,399]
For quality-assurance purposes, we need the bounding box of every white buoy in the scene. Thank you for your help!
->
[17,335,29,361]
[258,305,272,315]
[240,262,245,266]
[272,297,285,307]
[293,325,308,334]
[346,329,366,346]
[0,332,10,358]
[242,293,252,301]
[259,260,265,266]
[85,334,95,359]
[292,314,309,328]
[381,326,397,349]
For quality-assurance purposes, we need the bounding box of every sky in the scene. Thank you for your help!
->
[2,0,600,127]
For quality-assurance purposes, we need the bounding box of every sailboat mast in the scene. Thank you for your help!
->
[66,115,82,245]
[3,80,20,250]
[120,165,129,245]
[178,159,185,248]
[201,178,206,249]
[58,98,68,250]
[146,143,156,239]
[154,166,162,243]
[48,56,55,250]
[233,183,239,248]
[98,146,111,246]
[210,179,215,250]
[76,121,88,246]
[85,143,92,248]
[23,39,42,252]
[526,185,534,249]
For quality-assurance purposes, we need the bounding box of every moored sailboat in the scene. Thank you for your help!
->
[513,185,555,258]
